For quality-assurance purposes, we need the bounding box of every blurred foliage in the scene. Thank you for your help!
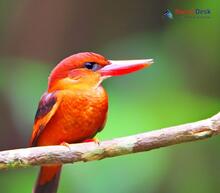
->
[0,0,219,193]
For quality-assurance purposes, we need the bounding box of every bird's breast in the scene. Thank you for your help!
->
[37,86,108,145]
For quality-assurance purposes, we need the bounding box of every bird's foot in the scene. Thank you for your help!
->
[83,138,100,145]
[60,142,71,150]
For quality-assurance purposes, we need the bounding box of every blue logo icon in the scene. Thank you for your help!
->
[163,9,173,19]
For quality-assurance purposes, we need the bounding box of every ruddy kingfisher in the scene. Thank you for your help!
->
[30,52,153,193]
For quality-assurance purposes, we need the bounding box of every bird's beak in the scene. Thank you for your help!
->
[98,59,154,77]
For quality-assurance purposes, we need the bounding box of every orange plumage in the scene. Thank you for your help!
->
[30,52,153,193]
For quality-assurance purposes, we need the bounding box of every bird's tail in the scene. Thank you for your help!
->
[33,165,62,193]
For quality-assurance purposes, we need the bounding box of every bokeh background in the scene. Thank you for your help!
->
[0,1,219,193]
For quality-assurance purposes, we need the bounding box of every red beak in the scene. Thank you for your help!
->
[98,59,153,77]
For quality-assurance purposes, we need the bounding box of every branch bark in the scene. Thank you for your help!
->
[0,112,220,170]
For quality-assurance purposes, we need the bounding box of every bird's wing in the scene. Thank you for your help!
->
[30,91,62,147]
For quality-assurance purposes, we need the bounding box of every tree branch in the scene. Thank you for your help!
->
[0,112,220,170]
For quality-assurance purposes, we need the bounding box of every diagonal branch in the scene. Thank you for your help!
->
[0,112,220,170]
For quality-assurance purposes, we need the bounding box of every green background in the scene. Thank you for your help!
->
[0,1,219,193]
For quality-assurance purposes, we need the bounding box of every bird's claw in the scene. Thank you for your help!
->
[83,138,100,145]
[60,142,71,150]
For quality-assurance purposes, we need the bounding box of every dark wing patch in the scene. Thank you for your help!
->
[34,92,57,122]
[31,92,58,147]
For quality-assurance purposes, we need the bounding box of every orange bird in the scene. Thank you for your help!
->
[30,52,153,193]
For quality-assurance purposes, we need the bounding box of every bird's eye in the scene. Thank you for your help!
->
[84,62,101,71]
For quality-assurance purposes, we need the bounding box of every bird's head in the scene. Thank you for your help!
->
[48,52,153,91]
